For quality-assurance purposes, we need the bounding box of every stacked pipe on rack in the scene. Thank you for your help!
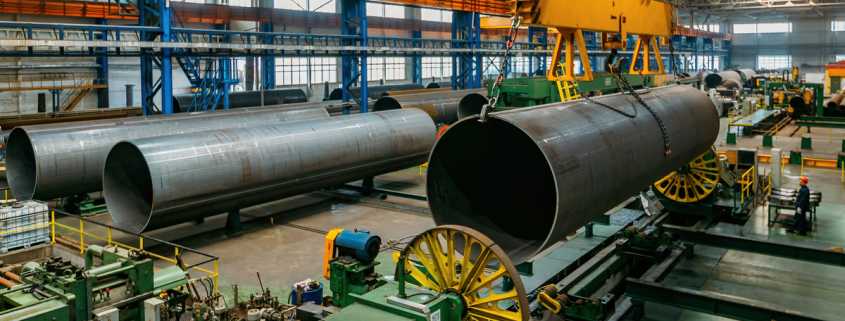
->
[172,89,308,113]
[6,105,331,201]
[704,68,757,89]
[426,85,719,264]
[325,82,449,101]
[103,109,436,233]
[372,89,487,124]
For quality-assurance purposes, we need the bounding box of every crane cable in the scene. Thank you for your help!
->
[480,15,522,122]
[582,58,673,158]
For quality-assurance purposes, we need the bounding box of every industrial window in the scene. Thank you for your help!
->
[484,57,502,77]
[512,56,531,75]
[367,3,404,18]
[833,20,845,31]
[733,23,757,34]
[310,57,338,84]
[758,22,791,33]
[422,57,452,80]
[694,56,721,70]
[686,24,720,33]
[421,8,452,23]
[367,57,405,81]
[757,55,792,70]
[546,56,583,75]
[226,0,252,7]
[733,22,791,34]
[835,54,845,62]
[275,0,335,12]
[275,57,337,85]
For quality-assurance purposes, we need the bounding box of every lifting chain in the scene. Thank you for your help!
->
[610,71,673,157]
[480,15,522,122]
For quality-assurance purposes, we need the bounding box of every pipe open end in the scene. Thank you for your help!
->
[6,128,37,200]
[373,96,402,112]
[427,117,557,263]
[457,93,489,119]
[704,73,723,88]
[103,142,153,233]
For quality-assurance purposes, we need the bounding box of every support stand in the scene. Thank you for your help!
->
[226,209,242,235]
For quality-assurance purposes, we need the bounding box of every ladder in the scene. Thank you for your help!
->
[553,62,581,102]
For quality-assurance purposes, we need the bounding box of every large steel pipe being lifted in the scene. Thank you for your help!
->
[7,106,330,200]
[103,109,436,233]
[427,85,719,264]
[372,89,486,124]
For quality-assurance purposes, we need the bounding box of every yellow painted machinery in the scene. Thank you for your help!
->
[653,148,767,219]
[514,0,675,83]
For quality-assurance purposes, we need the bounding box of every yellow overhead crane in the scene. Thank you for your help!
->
[485,0,675,82]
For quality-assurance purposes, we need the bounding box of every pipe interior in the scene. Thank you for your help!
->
[103,142,154,233]
[457,93,489,119]
[373,97,402,112]
[427,118,556,250]
[704,74,722,88]
[5,129,36,200]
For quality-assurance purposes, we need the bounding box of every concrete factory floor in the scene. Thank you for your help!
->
[53,118,845,319]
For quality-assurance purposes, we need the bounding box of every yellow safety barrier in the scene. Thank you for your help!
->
[739,166,755,204]
[841,160,844,183]
[50,210,221,293]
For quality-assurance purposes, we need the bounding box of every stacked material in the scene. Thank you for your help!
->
[0,200,49,253]
[372,89,486,124]
[172,89,308,113]
[768,188,822,207]
[6,106,330,200]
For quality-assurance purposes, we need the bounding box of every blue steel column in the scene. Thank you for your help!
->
[139,0,153,115]
[412,30,422,84]
[341,0,367,112]
[528,26,547,75]
[451,11,481,89]
[159,0,173,114]
[217,24,231,109]
[259,22,275,89]
[95,19,109,108]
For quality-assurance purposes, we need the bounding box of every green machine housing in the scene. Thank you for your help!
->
[487,73,655,108]
[0,245,188,321]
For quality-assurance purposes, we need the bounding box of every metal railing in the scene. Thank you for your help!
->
[739,166,755,204]
[49,209,220,293]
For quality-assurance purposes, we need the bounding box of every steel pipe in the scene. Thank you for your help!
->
[7,106,330,200]
[825,91,844,109]
[427,85,719,263]
[704,70,742,89]
[372,89,485,124]
[103,109,436,233]
[172,89,308,113]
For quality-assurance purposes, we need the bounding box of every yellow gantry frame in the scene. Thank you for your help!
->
[513,0,675,81]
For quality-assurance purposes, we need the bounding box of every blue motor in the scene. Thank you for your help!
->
[334,229,381,263]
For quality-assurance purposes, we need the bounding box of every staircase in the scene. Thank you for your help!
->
[552,62,581,102]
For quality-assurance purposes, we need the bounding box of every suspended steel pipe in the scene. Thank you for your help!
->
[427,85,719,264]
[7,106,330,200]
[372,89,486,124]
[103,109,436,233]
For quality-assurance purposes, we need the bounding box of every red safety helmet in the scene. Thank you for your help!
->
[800,176,809,185]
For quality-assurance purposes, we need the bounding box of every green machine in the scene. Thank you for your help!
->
[0,245,189,321]
[315,226,529,321]
[487,73,654,108]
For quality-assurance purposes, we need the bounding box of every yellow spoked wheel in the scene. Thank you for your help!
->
[398,225,529,321]
[653,149,720,203]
